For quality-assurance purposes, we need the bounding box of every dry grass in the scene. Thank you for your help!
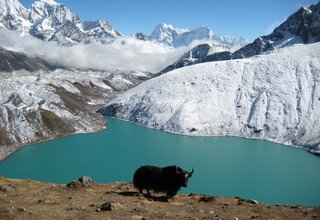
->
[0,177,319,220]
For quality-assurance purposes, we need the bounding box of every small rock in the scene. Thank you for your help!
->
[95,208,101,212]
[65,206,83,211]
[100,201,124,211]
[199,196,216,202]
[120,184,130,191]
[209,210,215,215]
[133,207,148,213]
[247,199,259,205]
[186,204,196,212]
[290,205,299,209]
[79,177,91,187]
[0,185,15,192]
[66,180,77,188]
[38,199,59,204]
[17,207,26,212]
[78,176,93,187]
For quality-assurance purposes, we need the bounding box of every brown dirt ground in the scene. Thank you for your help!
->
[0,177,319,220]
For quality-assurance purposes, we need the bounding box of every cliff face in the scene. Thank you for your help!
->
[0,177,319,219]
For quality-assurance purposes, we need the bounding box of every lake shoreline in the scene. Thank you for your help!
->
[1,116,319,163]
[0,123,107,162]
[106,117,320,157]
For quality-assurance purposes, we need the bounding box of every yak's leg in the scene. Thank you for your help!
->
[166,189,178,199]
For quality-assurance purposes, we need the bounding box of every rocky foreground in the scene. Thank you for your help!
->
[0,177,319,220]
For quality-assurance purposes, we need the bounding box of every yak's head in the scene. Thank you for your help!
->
[176,166,194,187]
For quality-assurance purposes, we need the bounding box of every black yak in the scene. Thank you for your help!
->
[133,165,194,197]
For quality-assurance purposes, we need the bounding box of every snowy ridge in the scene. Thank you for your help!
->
[0,0,31,33]
[100,43,320,155]
[159,2,320,74]
[149,23,247,49]
[0,0,122,46]
[159,42,231,74]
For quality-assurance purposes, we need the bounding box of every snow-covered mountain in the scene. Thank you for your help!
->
[99,42,320,155]
[0,0,31,33]
[159,43,231,75]
[0,64,152,160]
[159,2,320,74]
[149,23,248,49]
[0,0,122,46]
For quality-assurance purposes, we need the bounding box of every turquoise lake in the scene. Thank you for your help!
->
[0,118,319,206]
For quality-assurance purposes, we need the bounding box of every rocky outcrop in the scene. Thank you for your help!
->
[0,46,55,72]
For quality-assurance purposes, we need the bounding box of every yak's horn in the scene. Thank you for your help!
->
[189,167,194,175]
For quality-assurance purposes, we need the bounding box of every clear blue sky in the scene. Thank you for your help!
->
[20,0,319,42]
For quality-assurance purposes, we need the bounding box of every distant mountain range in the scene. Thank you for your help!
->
[0,0,122,46]
[0,0,247,48]
[147,23,247,49]
[160,2,320,74]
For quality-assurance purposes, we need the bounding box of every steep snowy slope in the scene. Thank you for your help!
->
[149,23,247,49]
[0,68,152,160]
[99,43,320,155]
[0,0,31,33]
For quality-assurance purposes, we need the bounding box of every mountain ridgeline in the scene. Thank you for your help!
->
[0,0,247,48]
[0,0,122,46]
[159,2,320,74]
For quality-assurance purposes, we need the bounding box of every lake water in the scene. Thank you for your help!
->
[0,118,319,206]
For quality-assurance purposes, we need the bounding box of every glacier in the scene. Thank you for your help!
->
[99,43,320,155]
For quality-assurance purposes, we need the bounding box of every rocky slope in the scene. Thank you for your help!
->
[0,66,152,160]
[0,0,122,46]
[160,2,320,73]
[0,177,319,219]
[99,42,320,155]
[0,46,55,72]
[148,23,247,49]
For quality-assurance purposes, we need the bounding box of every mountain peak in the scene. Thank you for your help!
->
[0,0,28,16]
[150,23,247,48]
[35,0,59,5]
[0,0,30,33]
